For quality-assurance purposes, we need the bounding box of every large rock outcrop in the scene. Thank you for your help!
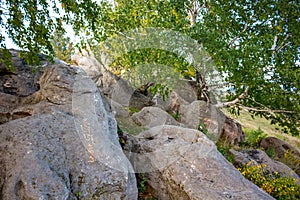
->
[0,50,137,199]
[180,101,245,144]
[122,125,274,200]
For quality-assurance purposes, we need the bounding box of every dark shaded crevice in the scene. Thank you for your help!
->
[15,180,27,200]
[0,50,45,98]
[0,111,33,125]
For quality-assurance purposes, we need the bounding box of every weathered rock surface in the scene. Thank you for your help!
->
[0,52,137,199]
[123,125,274,200]
[180,101,245,144]
[154,80,197,114]
[72,52,153,117]
[132,106,180,128]
[260,137,300,175]
[222,116,245,144]
[229,149,300,182]
[71,49,103,79]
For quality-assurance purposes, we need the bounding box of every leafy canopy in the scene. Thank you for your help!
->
[0,0,299,135]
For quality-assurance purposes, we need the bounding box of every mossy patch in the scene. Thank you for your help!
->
[116,117,147,135]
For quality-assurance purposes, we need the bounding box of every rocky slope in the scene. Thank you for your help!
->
[72,51,278,200]
[1,50,297,199]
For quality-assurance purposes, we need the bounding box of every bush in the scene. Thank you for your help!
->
[242,127,267,148]
[265,147,276,159]
[238,162,300,199]
[280,150,300,174]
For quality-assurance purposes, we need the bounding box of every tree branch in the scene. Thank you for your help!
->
[275,34,290,52]
[237,105,294,114]
[270,35,278,51]
[228,24,248,48]
[215,87,249,108]
[244,97,295,114]
[188,0,198,26]
[206,82,232,88]
[185,0,206,26]
[277,34,289,48]
[270,34,290,53]
[276,42,290,53]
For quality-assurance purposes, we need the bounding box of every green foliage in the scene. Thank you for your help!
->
[204,1,300,136]
[0,0,59,65]
[149,84,171,101]
[117,125,123,135]
[216,142,234,164]
[238,162,300,199]
[92,0,193,99]
[280,150,300,174]
[138,173,147,194]
[0,0,100,65]
[265,147,276,159]
[117,125,127,148]
[50,28,74,63]
[138,173,158,199]
[75,191,82,198]
[241,128,268,148]
[0,48,14,72]
[127,107,140,115]
[93,0,300,136]
[171,111,180,121]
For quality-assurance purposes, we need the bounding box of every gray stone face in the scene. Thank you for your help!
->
[180,101,224,135]
[123,125,274,200]
[0,52,137,200]
[132,106,180,128]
